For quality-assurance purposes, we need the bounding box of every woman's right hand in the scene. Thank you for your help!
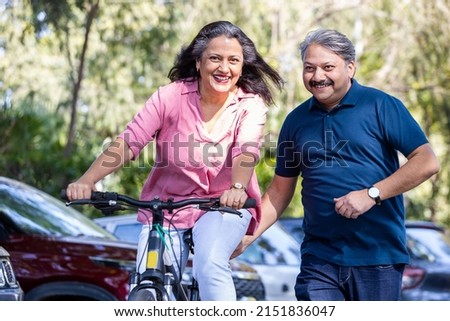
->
[65,179,96,201]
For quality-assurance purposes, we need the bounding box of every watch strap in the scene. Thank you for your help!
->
[231,183,247,191]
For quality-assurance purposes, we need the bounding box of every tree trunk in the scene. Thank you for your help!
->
[64,0,100,158]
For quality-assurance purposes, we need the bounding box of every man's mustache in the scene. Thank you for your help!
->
[310,80,333,87]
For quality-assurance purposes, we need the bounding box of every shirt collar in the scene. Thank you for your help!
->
[181,79,199,95]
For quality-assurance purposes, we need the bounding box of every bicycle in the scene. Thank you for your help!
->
[61,190,256,301]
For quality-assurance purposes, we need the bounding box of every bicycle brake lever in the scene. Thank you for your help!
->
[215,207,243,217]
[198,205,242,217]
[65,199,91,206]
[94,203,125,215]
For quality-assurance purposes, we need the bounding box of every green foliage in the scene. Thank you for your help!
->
[0,104,97,197]
[1,0,449,227]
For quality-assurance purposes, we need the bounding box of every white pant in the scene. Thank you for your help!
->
[136,209,251,301]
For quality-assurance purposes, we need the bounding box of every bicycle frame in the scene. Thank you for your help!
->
[128,207,191,301]
[62,191,255,301]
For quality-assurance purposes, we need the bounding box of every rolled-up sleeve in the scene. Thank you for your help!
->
[118,90,164,159]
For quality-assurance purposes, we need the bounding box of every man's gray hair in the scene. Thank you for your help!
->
[299,29,356,63]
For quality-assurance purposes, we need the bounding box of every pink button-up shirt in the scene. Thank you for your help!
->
[118,80,267,234]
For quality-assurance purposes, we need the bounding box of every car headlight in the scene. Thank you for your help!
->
[0,258,19,288]
[0,264,5,287]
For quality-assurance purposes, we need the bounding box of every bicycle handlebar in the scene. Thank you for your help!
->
[60,190,256,216]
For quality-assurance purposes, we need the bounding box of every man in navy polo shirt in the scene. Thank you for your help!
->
[234,28,440,300]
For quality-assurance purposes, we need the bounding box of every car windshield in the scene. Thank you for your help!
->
[240,223,301,266]
[114,222,141,243]
[278,219,305,244]
[0,179,116,239]
[407,227,450,263]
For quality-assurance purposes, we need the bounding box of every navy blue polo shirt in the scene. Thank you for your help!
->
[276,79,428,266]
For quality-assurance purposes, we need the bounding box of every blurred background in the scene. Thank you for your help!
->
[1,0,448,226]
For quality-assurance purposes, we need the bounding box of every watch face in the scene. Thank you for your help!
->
[369,187,380,198]
[233,183,243,189]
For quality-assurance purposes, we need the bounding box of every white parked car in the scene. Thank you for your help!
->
[94,215,301,300]
[236,222,300,300]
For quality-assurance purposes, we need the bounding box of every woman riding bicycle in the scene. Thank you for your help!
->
[65,20,283,301]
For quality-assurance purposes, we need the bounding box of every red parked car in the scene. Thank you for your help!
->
[0,176,136,300]
[0,176,266,301]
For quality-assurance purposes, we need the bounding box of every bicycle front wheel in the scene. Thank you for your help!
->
[128,283,169,301]
[128,287,157,301]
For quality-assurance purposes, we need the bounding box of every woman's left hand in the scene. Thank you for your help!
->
[220,188,248,209]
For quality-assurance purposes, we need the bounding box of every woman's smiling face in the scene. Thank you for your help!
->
[196,35,244,96]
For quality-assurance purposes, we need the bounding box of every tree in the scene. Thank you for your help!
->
[30,0,100,159]
[1,0,449,225]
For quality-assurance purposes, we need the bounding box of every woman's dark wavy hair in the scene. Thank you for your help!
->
[168,21,284,105]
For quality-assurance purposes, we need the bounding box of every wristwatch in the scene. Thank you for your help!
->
[368,186,381,206]
[231,183,247,191]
